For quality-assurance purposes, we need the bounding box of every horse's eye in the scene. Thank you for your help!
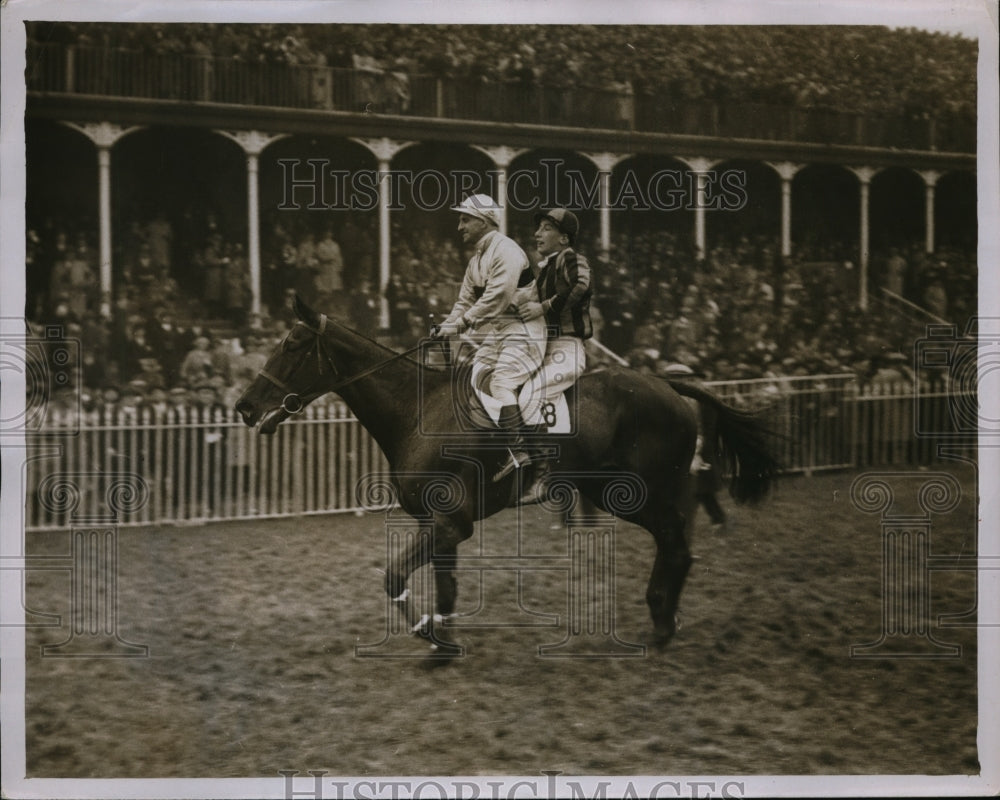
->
[282,332,308,352]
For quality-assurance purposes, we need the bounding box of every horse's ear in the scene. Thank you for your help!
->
[293,293,320,328]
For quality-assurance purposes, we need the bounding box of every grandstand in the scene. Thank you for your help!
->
[24,22,977,399]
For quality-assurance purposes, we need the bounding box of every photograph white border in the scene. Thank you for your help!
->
[2,1,997,797]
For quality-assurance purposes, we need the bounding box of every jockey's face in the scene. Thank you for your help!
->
[457,213,490,245]
[535,220,567,257]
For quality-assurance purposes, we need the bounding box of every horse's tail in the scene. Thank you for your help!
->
[664,379,782,504]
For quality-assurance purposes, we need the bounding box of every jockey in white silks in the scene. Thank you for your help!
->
[430,194,546,480]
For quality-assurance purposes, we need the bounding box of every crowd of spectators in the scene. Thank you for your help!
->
[29,22,976,120]
[595,228,977,380]
[27,204,977,423]
[22,21,978,411]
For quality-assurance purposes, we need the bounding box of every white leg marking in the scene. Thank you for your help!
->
[411,613,431,633]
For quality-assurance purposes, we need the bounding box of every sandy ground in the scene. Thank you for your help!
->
[23,465,980,778]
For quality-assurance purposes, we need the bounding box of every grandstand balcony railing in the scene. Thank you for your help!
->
[26,41,975,153]
[24,373,974,531]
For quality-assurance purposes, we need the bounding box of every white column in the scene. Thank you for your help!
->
[218,130,288,321]
[919,170,941,255]
[581,151,629,253]
[849,166,879,311]
[63,122,143,318]
[470,145,526,235]
[97,148,112,315]
[352,137,416,329]
[679,156,719,261]
[765,161,804,258]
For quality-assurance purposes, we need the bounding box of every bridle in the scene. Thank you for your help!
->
[256,314,336,414]
[256,314,431,415]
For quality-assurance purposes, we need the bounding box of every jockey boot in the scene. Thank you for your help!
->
[493,405,531,482]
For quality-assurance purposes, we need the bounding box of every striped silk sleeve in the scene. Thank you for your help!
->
[550,251,591,315]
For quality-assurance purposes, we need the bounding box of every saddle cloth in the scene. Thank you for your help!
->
[467,361,573,434]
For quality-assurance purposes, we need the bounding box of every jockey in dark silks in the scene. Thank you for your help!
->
[513,208,594,503]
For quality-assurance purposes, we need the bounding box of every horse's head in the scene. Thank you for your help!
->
[235,295,338,434]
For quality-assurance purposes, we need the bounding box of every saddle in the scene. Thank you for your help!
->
[460,360,574,435]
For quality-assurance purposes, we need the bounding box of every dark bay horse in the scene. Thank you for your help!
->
[236,296,780,657]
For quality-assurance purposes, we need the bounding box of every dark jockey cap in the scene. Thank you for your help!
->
[534,208,580,243]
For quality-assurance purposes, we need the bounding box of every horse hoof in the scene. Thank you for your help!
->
[643,629,675,651]
[421,641,463,669]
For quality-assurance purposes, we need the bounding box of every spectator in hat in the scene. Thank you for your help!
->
[210,337,234,384]
[120,380,147,417]
[293,231,319,297]
[884,247,906,296]
[224,243,251,327]
[179,336,215,388]
[168,386,190,411]
[147,311,184,386]
[147,386,169,417]
[230,331,268,389]
[122,323,157,381]
[200,233,227,317]
[515,207,594,503]
[431,193,546,482]
[135,357,166,390]
[315,228,345,313]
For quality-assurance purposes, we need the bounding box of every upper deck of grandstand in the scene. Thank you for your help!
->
[24,23,977,155]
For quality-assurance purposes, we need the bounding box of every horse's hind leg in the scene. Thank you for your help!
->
[644,504,693,647]
[425,518,472,661]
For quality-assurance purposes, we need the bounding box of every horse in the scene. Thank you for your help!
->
[235,295,780,660]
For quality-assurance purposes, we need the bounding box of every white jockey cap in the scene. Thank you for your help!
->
[663,363,696,376]
[451,193,502,227]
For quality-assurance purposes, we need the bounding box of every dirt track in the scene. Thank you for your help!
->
[24,466,979,778]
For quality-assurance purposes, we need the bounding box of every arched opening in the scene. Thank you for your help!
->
[869,166,925,252]
[259,135,377,318]
[792,164,860,261]
[25,119,99,319]
[508,149,600,257]
[112,126,245,304]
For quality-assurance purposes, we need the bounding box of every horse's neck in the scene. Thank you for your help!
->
[324,330,428,460]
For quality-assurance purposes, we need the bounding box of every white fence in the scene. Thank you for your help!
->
[26,399,387,531]
[24,375,974,530]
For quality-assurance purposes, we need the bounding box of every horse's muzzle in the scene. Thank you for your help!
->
[235,400,258,427]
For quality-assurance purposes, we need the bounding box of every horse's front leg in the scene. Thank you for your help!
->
[384,514,470,660]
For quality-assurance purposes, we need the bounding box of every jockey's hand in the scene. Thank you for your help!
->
[519,301,545,322]
[430,321,465,339]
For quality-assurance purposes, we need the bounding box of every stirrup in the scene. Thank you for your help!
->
[493,448,530,482]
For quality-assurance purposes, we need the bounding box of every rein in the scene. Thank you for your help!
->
[257,314,430,415]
